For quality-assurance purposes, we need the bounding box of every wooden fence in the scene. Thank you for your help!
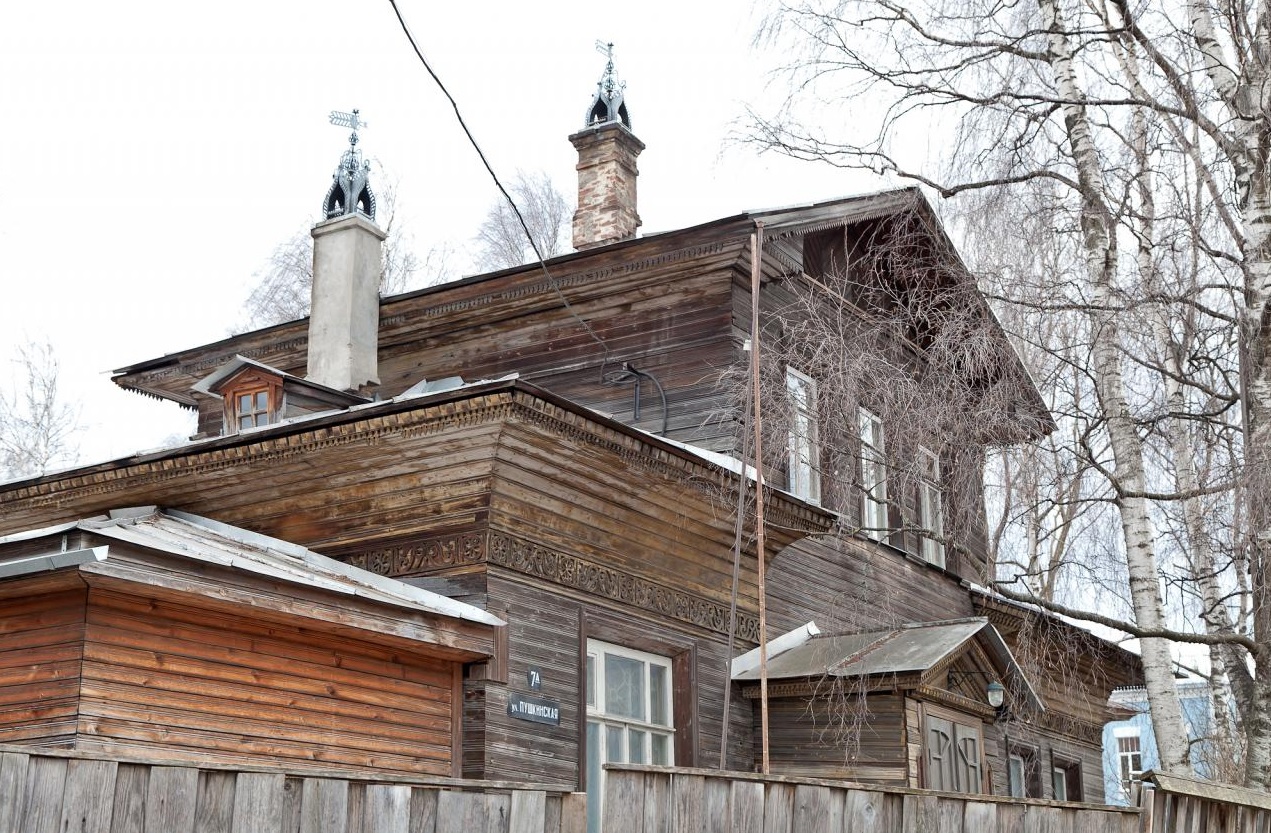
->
[601,765,1142,833]
[0,745,585,833]
[1139,770,1271,832]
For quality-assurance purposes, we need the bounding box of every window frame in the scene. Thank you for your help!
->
[785,367,821,505]
[916,446,945,567]
[1116,730,1144,798]
[922,703,984,794]
[1006,743,1042,798]
[220,370,282,434]
[859,407,888,540]
[585,639,675,833]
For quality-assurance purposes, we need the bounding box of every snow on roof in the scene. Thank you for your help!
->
[1,507,502,628]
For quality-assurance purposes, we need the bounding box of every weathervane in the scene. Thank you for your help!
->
[322,108,376,220]
[585,42,631,129]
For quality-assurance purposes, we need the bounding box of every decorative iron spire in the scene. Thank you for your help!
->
[323,109,376,221]
[584,41,631,129]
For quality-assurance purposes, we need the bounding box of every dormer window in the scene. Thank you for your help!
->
[235,388,274,430]
[220,372,282,434]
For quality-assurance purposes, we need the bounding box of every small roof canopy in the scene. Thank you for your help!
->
[733,617,1043,713]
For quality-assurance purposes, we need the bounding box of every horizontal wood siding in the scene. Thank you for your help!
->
[0,587,86,747]
[75,588,459,776]
[763,692,908,785]
[765,535,974,636]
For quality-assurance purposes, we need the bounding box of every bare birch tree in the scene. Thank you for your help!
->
[0,341,80,481]
[749,0,1271,782]
[472,170,571,271]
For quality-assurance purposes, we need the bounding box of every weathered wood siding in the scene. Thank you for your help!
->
[0,745,585,833]
[762,692,909,785]
[73,588,460,776]
[0,582,86,747]
[765,535,974,636]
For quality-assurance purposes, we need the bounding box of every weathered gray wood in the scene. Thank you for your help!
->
[409,786,439,833]
[558,792,587,833]
[935,796,963,833]
[145,766,198,833]
[764,782,794,833]
[231,772,286,833]
[60,759,118,833]
[673,774,706,833]
[485,792,510,833]
[109,763,148,833]
[0,751,31,833]
[704,776,731,833]
[282,776,304,833]
[963,801,996,832]
[644,772,671,833]
[196,771,238,833]
[509,790,546,833]
[21,755,67,833]
[436,790,486,833]
[793,785,832,833]
[731,779,764,833]
[363,784,411,833]
[606,770,644,833]
[299,778,349,833]
[901,793,938,833]
[846,787,886,833]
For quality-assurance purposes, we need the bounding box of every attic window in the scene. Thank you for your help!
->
[235,389,272,430]
[218,370,283,434]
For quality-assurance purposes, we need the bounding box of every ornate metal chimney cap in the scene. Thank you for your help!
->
[323,108,377,221]
[584,41,631,130]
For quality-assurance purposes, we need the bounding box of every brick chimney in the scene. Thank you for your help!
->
[307,118,385,392]
[569,44,644,251]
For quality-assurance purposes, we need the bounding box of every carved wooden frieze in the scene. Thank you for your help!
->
[486,531,760,641]
[343,532,487,576]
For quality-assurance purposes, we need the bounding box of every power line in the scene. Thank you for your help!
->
[386,1,610,363]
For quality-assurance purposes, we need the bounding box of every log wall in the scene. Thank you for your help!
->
[0,585,87,747]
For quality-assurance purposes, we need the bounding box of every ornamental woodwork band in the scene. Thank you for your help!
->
[344,530,760,641]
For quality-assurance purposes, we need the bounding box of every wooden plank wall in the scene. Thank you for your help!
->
[74,588,459,777]
[603,765,1142,833]
[0,746,585,833]
[0,586,87,747]
[763,693,908,785]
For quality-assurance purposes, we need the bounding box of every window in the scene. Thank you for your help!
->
[586,640,674,833]
[859,408,887,540]
[235,388,273,430]
[786,367,821,504]
[1116,730,1143,797]
[1053,759,1082,801]
[917,447,945,567]
[1006,745,1040,798]
[924,708,983,794]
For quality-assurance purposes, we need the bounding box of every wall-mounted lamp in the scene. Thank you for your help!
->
[986,680,1006,710]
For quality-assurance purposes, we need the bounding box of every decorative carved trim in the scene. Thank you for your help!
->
[486,531,760,641]
[343,532,487,576]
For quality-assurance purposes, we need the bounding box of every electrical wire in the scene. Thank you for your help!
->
[387,1,610,364]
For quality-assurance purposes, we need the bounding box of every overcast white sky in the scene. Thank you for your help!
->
[0,0,885,464]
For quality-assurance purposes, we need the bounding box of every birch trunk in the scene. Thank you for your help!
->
[1039,0,1193,775]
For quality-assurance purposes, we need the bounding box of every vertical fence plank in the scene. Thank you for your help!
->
[673,774,705,833]
[763,782,794,833]
[0,752,31,833]
[21,755,66,833]
[60,759,118,833]
[409,787,439,833]
[436,790,485,833]
[731,779,764,833]
[845,788,885,833]
[485,792,510,833]
[145,766,198,833]
[792,785,832,833]
[644,771,671,833]
[508,790,546,833]
[901,793,938,833]
[299,778,349,833]
[704,776,731,833]
[360,784,411,833]
[604,770,643,833]
[962,802,996,833]
[558,793,587,833]
[196,771,237,833]
[935,796,963,833]
[231,772,286,833]
[109,763,148,833]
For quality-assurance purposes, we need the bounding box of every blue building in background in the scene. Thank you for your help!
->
[1102,681,1213,805]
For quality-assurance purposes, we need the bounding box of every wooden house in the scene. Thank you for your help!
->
[0,54,1140,816]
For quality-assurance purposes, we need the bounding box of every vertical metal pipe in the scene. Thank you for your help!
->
[749,223,770,774]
